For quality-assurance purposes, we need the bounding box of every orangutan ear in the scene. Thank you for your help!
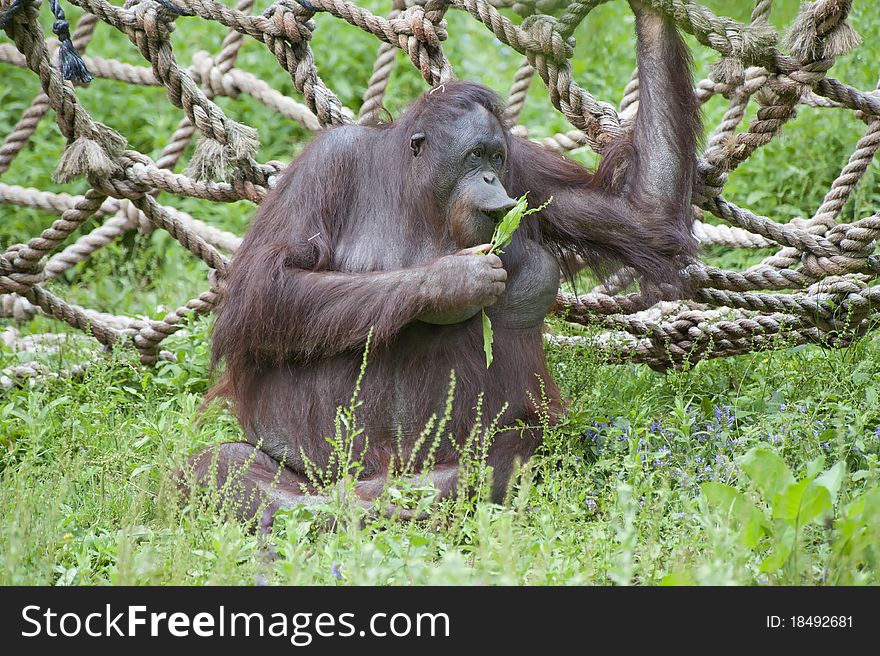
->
[410,132,426,157]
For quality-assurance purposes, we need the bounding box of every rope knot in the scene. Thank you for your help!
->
[782,58,834,90]
[6,242,44,275]
[0,247,44,295]
[52,19,70,37]
[693,159,726,205]
[43,0,93,83]
[230,161,273,203]
[802,274,871,333]
[521,14,574,62]
[127,0,177,40]
[263,1,315,42]
[786,0,861,61]
[86,152,151,199]
[208,267,225,288]
[0,0,24,31]
[154,0,195,17]
[403,7,445,48]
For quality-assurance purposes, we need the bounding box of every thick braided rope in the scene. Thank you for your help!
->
[359,0,406,122]
[762,77,880,273]
[1,0,879,382]
[504,57,535,125]
[503,0,604,124]
[0,11,98,175]
[456,0,624,150]
[155,0,257,174]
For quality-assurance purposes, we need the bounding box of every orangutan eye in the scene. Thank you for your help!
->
[471,147,483,160]
[491,152,504,166]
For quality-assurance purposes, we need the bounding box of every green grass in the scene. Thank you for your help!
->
[2,0,880,585]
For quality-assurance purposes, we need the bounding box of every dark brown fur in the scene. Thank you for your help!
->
[186,4,700,523]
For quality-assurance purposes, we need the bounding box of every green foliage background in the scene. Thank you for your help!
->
[1,0,879,585]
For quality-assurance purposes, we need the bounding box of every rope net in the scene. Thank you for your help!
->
[1,0,879,386]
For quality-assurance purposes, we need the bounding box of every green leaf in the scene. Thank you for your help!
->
[852,488,880,522]
[805,455,826,479]
[739,448,795,504]
[488,193,553,254]
[490,195,529,252]
[702,482,768,548]
[408,535,430,547]
[480,193,552,367]
[761,521,796,573]
[482,309,494,368]
[815,461,846,503]
[866,386,878,408]
[702,482,746,509]
[774,479,832,526]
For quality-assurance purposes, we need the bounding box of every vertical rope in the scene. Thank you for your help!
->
[155,0,256,172]
[506,0,608,126]
[701,0,775,176]
[751,0,772,24]
[423,0,454,84]
[359,0,405,123]
[503,57,534,124]
[0,11,98,175]
[618,66,639,116]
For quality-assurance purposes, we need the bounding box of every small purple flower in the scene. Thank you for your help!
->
[649,419,662,434]
[652,446,671,469]
[822,442,831,453]
[585,420,612,443]
[330,563,343,580]
[715,454,733,477]
[585,498,598,512]
[711,405,735,430]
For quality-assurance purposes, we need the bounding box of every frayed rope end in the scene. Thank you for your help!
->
[54,137,118,183]
[785,2,862,61]
[185,122,260,182]
[58,34,92,84]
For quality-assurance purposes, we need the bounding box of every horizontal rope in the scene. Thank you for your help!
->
[0,0,878,382]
